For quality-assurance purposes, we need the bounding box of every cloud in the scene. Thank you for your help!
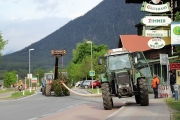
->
[2,17,71,55]
[0,0,103,55]
[68,12,84,19]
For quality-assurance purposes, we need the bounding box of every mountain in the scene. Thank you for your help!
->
[0,0,145,78]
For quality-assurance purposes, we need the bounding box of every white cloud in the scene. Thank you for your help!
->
[0,0,103,55]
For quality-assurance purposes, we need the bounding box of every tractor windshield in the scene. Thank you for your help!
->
[44,74,54,80]
[108,54,131,71]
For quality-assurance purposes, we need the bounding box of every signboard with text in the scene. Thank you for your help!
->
[141,2,171,13]
[31,77,37,83]
[160,54,169,65]
[142,30,170,37]
[141,16,172,26]
[170,63,180,70]
[148,38,165,49]
[171,22,180,45]
[27,74,32,79]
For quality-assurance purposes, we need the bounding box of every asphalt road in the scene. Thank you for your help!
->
[0,88,170,120]
[0,88,124,120]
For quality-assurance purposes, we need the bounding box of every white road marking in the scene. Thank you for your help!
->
[67,106,73,109]
[42,113,54,117]
[57,109,64,112]
[28,118,37,120]
[105,107,125,119]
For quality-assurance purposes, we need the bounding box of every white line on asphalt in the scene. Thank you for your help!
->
[67,106,73,109]
[42,113,54,117]
[105,107,125,120]
[57,109,64,112]
[28,118,37,120]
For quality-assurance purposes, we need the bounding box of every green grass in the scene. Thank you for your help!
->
[88,88,102,94]
[8,90,35,99]
[165,98,180,120]
[0,89,13,94]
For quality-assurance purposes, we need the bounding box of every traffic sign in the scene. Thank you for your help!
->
[89,70,95,77]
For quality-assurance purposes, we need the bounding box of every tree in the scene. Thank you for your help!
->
[0,32,8,57]
[174,11,180,53]
[35,69,45,84]
[67,39,108,81]
[3,70,17,88]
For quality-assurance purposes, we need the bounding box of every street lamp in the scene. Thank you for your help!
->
[86,41,93,89]
[29,48,34,92]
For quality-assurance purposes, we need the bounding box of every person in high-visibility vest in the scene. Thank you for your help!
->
[152,74,160,99]
[18,80,24,91]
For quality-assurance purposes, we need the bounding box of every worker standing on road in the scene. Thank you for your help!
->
[152,74,160,99]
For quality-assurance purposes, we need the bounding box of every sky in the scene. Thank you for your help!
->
[0,0,103,55]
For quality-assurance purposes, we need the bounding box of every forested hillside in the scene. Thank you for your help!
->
[0,0,145,79]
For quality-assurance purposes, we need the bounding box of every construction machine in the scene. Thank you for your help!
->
[41,50,70,96]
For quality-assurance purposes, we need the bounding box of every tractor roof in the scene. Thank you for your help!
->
[104,48,130,56]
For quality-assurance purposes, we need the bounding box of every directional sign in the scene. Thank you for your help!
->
[141,16,172,26]
[89,70,95,77]
[142,30,170,37]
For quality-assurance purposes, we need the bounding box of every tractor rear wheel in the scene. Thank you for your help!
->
[138,78,149,106]
[102,82,113,110]
[45,84,51,96]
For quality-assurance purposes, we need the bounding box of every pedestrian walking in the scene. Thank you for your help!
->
[169,70,176,94]
[152,74,160,99]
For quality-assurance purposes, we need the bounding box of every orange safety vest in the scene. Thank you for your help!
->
[152,77,160,88]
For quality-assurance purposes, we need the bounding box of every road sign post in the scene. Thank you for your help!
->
[89,70,95,77]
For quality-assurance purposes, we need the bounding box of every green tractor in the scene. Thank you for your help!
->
[98,48,152,110]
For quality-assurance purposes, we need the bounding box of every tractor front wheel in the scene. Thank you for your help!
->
[138,78,149,106]
[102,82,113,110]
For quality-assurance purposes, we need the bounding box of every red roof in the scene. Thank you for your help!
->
[119,35,151,52]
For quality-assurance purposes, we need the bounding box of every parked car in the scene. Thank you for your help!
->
[90,80,101,88]
[75,81,83,87]
[80,80,94,89]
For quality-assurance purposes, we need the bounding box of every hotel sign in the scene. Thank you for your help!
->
[141,2,171,13]
[142,30,170,37]
[148,38,165,49]
[141,16,172,26]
